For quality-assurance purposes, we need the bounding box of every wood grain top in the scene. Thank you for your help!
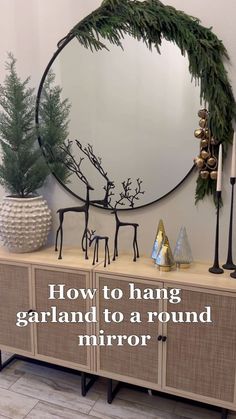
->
[95,255,236,293]
[0,246,96,271]
[0,246,236,292]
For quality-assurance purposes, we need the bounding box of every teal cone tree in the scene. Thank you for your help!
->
[0,53,48,197]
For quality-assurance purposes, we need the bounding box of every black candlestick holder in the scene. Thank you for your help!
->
[223,177,236,270]
[209,191,224,274]
[230,188,236,275]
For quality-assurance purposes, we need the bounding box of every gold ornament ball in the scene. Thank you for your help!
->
[198,109,208,119]
[199,118,207,128]
[207,157,217,167]
[211,137,218,145]
[194,157,205,169]
[200,170,210,179]
[203,128,210,138]
[210,171,218,180]
[201,150,210,160]
[201,138,209,148]
[194,129,204,139]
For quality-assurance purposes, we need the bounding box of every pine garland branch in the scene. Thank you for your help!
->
[58,0,235,203]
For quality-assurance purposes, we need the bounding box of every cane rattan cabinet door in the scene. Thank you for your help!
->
[34,267,92,370]
[164,287,236,403]
[96,274,163,388]
[0,263,33,354]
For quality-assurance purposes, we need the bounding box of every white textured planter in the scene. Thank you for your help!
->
[0,196,52,253]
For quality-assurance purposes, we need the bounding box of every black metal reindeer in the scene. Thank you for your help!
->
[55,140,115,260]
[87,230,110,267]
[54,139,145,263]
[55,141,94,260]
[112,210,139,262]
[112,178,144,262]
[55,184,93,260]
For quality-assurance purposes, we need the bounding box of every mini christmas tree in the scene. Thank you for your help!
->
[0,53,48,197]
[155,235,175,272]
[174,226,193,268]
[151,219,165,260]
[38,70,71,183]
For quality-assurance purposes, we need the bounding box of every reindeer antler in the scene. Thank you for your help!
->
[59,140,92,187]
[126,178,145,208]
[114,191,126,209]
[75,140,117,207]
[104,181,115,208]
[60,140,144,209]
[76,141,111,182]
[86,228,96,242]
[114,178,145,209]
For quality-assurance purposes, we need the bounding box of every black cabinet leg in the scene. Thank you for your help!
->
[107,378,112,404]
[107,379,121,404]
[81,372,97,397]
[221,408,228,419]
[0,350,17,372]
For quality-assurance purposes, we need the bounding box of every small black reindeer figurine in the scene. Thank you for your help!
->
[111,178,144,262]
[87,229,110,267]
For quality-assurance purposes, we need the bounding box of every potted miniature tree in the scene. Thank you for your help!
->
[0,54,52,252]
[38,69,71,183]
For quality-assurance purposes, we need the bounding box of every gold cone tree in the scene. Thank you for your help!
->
[151,219,165,260]
[155,235,175,272]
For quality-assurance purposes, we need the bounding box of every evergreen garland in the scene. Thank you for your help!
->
[0,54,48,197]
[60,0,236,203]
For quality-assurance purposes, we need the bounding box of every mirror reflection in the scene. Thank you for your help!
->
[39,36,201,209]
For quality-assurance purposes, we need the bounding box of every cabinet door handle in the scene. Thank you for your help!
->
[157,335,163,341]
[162,336,167,342]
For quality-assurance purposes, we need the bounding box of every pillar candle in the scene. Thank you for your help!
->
[217,144,222,192]
[231,132,236,178]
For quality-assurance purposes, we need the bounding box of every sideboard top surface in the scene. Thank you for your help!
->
[0,247,236,292]
[95,255,236,293]
[0,246,97,271]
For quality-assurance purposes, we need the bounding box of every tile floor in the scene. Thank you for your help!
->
[0,353,235,419]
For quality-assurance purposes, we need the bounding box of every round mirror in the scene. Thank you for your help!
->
[37,34,200,209]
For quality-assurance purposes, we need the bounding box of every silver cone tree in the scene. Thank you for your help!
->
[174,226,193,268]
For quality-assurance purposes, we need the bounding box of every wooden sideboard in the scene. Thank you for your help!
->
[95,256,236,413]
[0,247,236,415]
[0,247,95,373]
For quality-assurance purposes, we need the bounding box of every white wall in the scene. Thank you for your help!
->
[0,0,235,263]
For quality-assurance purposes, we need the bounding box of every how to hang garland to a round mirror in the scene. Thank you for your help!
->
[36,0,236,209]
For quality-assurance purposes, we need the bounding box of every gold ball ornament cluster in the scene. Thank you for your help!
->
[194,109,218,180]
